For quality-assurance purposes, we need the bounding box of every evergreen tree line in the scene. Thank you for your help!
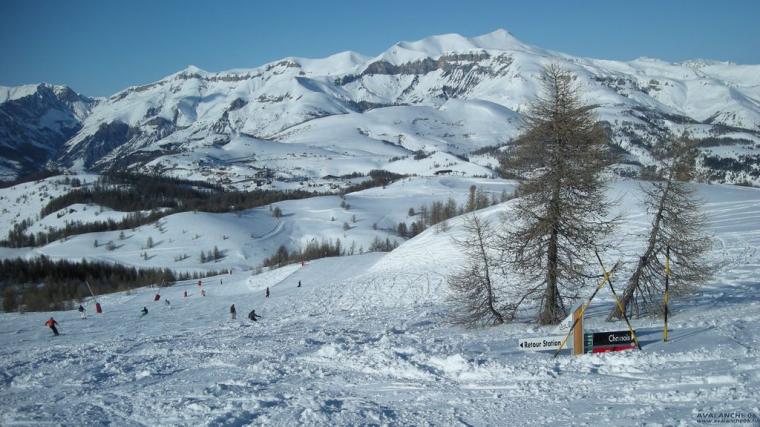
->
[263,238,347,269]
[5,211,168,248]
[0,257,174,312]
[0,256,227,312]
[0,169,62,189]
[200,246,224,263]
[340,170,406,194]
[39,172,223,218]
[398,186,511,238]
[39,174,313,218]
[262,235,401,269]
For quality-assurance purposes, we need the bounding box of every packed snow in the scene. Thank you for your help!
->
[1,178,760,425]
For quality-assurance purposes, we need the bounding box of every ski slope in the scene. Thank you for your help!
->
[1,180,760,425]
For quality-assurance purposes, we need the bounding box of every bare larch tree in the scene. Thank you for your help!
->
[610,136,715,319]
[503,64,616,325]
[447,214,506,327]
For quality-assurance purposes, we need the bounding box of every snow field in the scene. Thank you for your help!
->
[0,178,759,425]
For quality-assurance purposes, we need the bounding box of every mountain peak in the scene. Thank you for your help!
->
[471,28,528,50]
[377,29,533,64]
[183,65,205,73]
[172,65,208,79]
[0,83,79,104]
[289,50,370,75]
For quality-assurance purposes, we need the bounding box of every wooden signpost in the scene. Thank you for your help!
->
[572,306,584,356]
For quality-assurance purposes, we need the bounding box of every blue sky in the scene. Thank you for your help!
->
[1,0,758,96]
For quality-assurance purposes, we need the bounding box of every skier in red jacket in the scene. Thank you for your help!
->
[45,317,59,336]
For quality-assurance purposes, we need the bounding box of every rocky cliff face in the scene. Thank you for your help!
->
[0,84,93,179]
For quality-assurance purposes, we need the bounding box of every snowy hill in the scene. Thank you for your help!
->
[1,175,516,273]
[1,179,759,424]
[2,29,759,184]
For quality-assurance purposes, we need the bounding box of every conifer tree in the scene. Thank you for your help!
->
[610,136,715,319]
[503,65,616,325]
[448,215,506,326]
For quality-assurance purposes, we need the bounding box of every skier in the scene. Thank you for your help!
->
[45,317,59,336]
[184,290,188,298]
[265,287,270,298]
[201,289,206,297]
[248,309,261,322]
[140,306,149,318]
[297,280,301,288]
[230,304,236,320]
[165,299,171,307]
[78,304,87,319]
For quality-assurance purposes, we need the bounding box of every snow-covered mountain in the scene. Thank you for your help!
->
[0,84,93,180]
[2,29,760,184]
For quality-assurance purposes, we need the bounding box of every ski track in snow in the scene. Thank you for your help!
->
[2,181,760,425]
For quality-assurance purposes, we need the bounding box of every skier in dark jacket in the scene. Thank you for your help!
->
[78,304,87,319]
[140,306,149,317]
[45,317,59,336]
[297,280,301,288]
[265,287,270,298]
[230,304,237,320]
[248,309,261,322]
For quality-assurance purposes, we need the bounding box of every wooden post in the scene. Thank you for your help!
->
[572,306,584,355]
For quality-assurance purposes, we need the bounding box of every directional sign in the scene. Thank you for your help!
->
[584,330,636,353]
[592,330,634,346]
[518,336,572,351]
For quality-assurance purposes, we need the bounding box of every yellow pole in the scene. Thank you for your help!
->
[595,252,641,351]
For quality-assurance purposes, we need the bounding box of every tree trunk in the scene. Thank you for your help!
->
[539,137,564,325]
[477,223,504,324]
[609,180,671,320]
[541,176,562,324]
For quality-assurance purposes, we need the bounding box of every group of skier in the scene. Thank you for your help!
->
[44,278,305,336]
